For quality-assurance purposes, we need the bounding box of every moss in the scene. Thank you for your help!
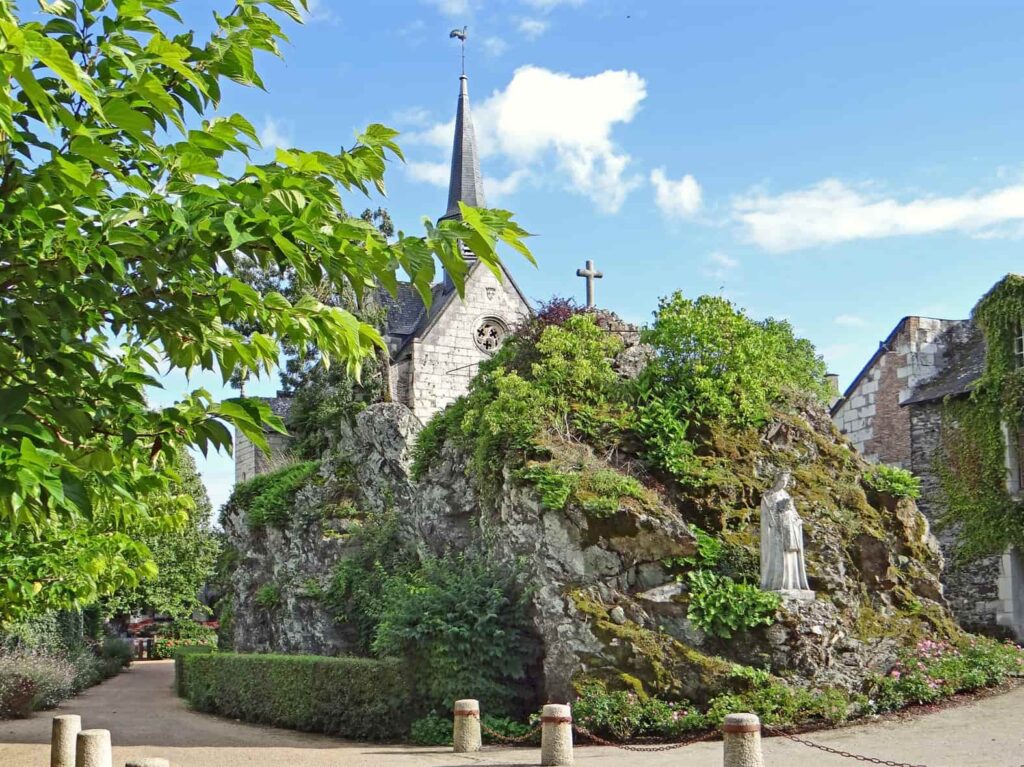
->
[570,590,736,703]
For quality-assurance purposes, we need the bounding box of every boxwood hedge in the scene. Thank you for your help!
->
[176,652,414,739]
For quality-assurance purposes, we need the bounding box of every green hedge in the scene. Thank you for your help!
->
[177,652,414,739]
[173,645,215,697]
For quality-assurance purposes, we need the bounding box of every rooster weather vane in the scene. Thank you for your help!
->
[449,26,468,75]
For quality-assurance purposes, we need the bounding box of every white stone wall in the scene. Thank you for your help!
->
[234,427,292,484]
[407,264,529,422]
[997,548,1024,640]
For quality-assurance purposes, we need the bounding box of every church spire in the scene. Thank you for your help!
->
[441,73,485,221]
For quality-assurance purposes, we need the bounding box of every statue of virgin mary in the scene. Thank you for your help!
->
[760,470,813,599]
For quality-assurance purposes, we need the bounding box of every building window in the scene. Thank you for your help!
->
[474,317,507,353]
[1015,322,1024,368]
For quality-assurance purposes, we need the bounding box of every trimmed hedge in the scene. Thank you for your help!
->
[177,652,414,740]
[173,645,215,698]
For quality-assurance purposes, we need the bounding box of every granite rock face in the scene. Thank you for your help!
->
[226,373,951,704]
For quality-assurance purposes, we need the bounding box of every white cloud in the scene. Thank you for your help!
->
[258,117,291,150]
[733,178,1024,252]
[701,252,739,280]
[834,314,867,328]
[650,168,702,219]
[486,169,531,199]
[392,106,433,128]
[407,161,450,187]
[518,18,549,38]
[482,36,509,56]
[521,0,584,9]
[303,0,338,24]
[408,65,647,213]
[425,0,471,16]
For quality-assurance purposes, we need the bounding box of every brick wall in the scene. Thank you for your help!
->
[909,400,1004,634]
[407,265,529,422]
[833,317,958,466]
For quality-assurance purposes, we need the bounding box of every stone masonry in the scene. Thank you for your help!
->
[403,263,529,422]
[832,285,1024,640]
[832,317,960,466]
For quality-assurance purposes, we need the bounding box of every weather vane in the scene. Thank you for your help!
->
[449,26,468,75]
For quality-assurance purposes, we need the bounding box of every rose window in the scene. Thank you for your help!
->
[474,318,507,353]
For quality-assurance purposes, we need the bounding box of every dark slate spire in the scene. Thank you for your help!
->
[441,75,485,221]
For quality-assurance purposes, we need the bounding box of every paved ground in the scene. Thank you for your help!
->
[2,660,1024,766]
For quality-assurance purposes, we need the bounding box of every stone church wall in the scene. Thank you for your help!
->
[833,317,957,467]
[910,400,1004,634]
[408,265,529,422]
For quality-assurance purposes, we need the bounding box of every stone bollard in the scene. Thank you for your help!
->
[453,699,482,753]
[722,713,764,767]
[540,703,573,766]
[51,715,82,767]
[75,729,112,767]
[125,759,170,767]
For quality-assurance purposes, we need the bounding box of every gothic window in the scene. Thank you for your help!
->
[1015,321,1024,368]
[474,317,507,353]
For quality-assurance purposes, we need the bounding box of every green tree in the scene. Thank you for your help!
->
[0,0,533,620]
[636,294,829,480]
[103,452,219,622]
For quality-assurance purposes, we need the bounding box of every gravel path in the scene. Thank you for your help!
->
[2,660,1024,766]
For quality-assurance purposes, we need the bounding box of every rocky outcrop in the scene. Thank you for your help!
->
[225,319,952,705]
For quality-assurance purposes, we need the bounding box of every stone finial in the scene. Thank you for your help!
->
[540,703,573,766]
[452,699,482,753]
[75,729,111,767]
[51,715,81,767]
[722,713,764,767]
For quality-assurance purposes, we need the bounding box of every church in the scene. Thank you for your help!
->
[377,73,531,422]
[235,71,531,482]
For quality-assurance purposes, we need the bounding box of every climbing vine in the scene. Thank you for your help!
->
[938,275,1024,560]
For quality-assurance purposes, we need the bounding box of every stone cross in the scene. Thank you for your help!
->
[576,259,603,308]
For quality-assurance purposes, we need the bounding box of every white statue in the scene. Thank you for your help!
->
[760,470,814,600]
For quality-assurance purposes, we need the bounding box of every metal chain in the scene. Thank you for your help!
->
[478,719,543,745]
[763,724,929,767]
[572,721,720,752]
[764,724,1024,767]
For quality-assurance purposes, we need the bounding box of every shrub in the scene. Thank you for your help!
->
[370,554,535,715]
[573,680,706,740]
[179,652,414,739]
[867,636,1024,713]
[100,637,133,672]
[153,636,218,661]
[225,461,320,530]
[0,651,76,718]
[637,294,828,483]
[255,583,282,611]
[685,571,781,639]
[409,712,538,746]
[865,464,922,499]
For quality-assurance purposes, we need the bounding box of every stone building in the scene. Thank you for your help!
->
[234,71,530,483]
[831,277,1023,639]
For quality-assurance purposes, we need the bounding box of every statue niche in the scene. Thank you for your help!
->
[760,470,814,601]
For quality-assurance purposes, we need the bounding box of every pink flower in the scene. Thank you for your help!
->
[890,669,901,679]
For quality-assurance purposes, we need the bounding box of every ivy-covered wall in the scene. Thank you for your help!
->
[909,275,1024,639]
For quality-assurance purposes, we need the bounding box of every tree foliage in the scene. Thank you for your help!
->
[0,0,532,619]
[103,453,219,621]
[636,294,829,481]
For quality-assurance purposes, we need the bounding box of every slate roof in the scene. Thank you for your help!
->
[903,320,987,406]
[442,76,485,221]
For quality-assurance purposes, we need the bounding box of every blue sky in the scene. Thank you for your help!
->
[154,0,1024,512]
